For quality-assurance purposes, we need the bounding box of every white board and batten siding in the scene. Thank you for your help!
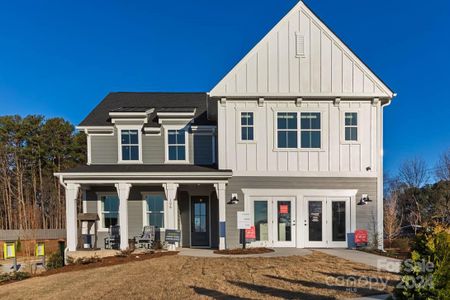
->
[217,100,379,177]
[210,2,393,99]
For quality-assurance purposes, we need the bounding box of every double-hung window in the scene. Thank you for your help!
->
[100,195,119,229]
[144,194,165,229]
[277,112,298,148]
[276,112,321,149]
[300,112,321,148]
[168,129,186,161]
[241,112,254,141]
[121,129,140,161]
[344,112,358,141]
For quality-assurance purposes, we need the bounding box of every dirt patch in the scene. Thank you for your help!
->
[214,247,274,255]
[42,251,178,277]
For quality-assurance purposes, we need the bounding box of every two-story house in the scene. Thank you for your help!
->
[56,1,394,252]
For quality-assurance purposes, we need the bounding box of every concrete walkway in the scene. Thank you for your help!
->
[315,249,401,273]
[178,247,312,258]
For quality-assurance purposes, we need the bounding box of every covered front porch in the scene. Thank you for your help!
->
[55,165,231,252]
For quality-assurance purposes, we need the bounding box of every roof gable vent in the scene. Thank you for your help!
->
[295,32,305,58]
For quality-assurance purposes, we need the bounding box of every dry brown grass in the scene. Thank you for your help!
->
[0,251,399,299]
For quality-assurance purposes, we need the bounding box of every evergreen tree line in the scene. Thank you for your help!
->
[0,115,86,230]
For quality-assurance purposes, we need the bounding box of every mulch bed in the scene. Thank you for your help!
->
[40,251,178,277]
[358,248,410,260]
[213,247,274,255]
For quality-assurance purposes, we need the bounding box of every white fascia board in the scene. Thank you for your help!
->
[156,111,196,117]
[209,93,393,100]
[76,126,114,131]
[54,172,233,180]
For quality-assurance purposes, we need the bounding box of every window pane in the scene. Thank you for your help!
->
[301,113,310,129]
[122,146,130,160]
[177,146,186,160]
[103,196,119,211]
[301,131,310,148]
[241,127,247,140]
[345,127,357,141]
[177,130,185,144]
[278,131,287,148]
[130,146,139,160]
[149,212,164,228]
[248,127,254,140]
[147,195,164,211]
[277,113,287,129]
[311,131,321,148]
[310,113,321,129]
[287,131,298,148]
[169,146,177,160]
[129,130,138,144]
[168,130,176,144]
[345,113,357,126]
[287,113,297,129]
[345,127,351,141]
[351,127,357,141]
[247,112,254,125]
[254,201,268,241]
[104,213,118,228]
[121,130,130,144]
[332,201,346,242]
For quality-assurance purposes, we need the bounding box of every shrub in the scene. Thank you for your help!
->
[46,252,64,270]
[152,240,167,250]
[0,271,31,283]
[16,238,21,253]
[391,238,411,252]
[394,224,450,299]
[115,248,133,257]
[73,256,101,265]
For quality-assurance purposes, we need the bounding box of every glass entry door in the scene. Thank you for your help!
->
[250,197,296,247]
[273,199,295,247]
[304,197,350,248]
[191,196,210,247]
[305,199,327,247]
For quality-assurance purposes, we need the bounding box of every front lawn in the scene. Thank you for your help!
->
[0,251,399,299]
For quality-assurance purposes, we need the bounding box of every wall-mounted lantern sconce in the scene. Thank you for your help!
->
[228,193,239,204]
[357,193,371,205]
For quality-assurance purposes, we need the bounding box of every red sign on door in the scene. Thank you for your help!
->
[245,226,256,239]
[279,205,289,214]
[354,229,368,244]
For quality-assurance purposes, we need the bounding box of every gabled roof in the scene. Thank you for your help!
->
[209,1,394,99]
[79,92,214,127]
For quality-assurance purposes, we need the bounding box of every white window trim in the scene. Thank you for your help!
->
[238,111,256,143]
[164,125,190,164]
[273,110,324,151]
[97,192,119,232]
[141,192,166,230]
[117,125,143,164]
[341,110,360,144]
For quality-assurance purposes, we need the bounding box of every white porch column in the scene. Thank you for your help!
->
[65,183,80,251]
[115,183,131,250]
[163,183,179,250]
[214,183,227,250]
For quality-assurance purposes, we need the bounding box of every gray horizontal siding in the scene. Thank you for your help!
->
[224,176,378,248]
[142,133,165,163]
[91,135,118,164]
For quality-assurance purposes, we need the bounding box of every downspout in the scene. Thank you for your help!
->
[378,98,393,251]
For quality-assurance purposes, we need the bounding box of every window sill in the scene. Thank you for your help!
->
[117,160,143,164]
[272,148,326,152]
[164,160,191,164]
[237,140,257,144]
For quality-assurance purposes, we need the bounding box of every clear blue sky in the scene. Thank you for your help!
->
[0,0,449,176]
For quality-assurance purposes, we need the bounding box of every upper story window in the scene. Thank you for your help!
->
[120,129,140,161]
[100,195,119,229]
[277,112,298,148]
[167,129,186,161]
[144,194,165,229]
[241,112,254,141]
[300,112,321,148]
[344,112,358,141]
[276,112,321,149]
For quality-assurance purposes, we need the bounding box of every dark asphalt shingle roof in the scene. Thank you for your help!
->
[61,164,231,173]
[79,92,214,127]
